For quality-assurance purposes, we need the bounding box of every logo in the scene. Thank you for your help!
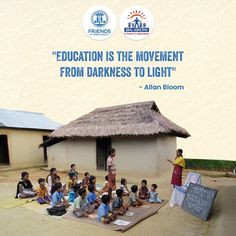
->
[91,10,108,28]
[83,6,116,41]
[120,6,153,40]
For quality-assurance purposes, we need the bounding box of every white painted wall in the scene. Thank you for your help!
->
[48,139,96,171]
[113,136,176,177]
[47,136,177,176]
[112,136,158,176]
[0,128,49,167]
[156,136,177,174]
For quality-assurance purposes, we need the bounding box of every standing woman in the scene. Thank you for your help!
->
[107,148,116,197]
[167,149,186,187]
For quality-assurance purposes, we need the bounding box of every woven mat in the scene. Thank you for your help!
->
[63,200,168,232]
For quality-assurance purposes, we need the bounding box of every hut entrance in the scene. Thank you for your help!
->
[96,138,111,170]
[0,135,10,165]
[42,136,49,163]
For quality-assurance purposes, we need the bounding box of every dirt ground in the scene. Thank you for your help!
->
[0,168,235,236]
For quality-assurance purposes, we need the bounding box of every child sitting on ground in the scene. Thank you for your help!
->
[81,172,90,188]
[51,175,67,195]
[87,184,101,208]
[102,175,109,192]
[68,164,79,182]
[88,175,96,186]
[73,188,95,217]
[68,172,77,191]
[129,185,143,207]
[51,182,70,208]
[89,175,101,195]
[112,189,129,215]
[120,178,130,196]
[16,172,37,199]
[148,184,162,203]
[139,179,149,200]
[97,195,116,224]
[69,184,80,203]
[37,178,51,204]
[46,168,57,193]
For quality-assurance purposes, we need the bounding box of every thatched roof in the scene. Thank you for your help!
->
[48,101,190,141]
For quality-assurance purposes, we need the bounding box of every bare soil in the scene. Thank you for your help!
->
[0,168,235,236]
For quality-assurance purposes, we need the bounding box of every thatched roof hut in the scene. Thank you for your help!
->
[44,101,190,145]
[44,101,190,175]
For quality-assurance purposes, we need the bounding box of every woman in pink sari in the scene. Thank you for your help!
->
[167,149,186,187]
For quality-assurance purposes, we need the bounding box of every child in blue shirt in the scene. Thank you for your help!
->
[87,184,100,208]
[51,183,70,207]
[69,184,80,203]
[148,184,162,203]
[112,189,129,215]
[97,195,116,224]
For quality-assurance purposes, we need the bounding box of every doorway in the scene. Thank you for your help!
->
[0,135,10,165]
[42,136,49,163]
[96,138,111,170]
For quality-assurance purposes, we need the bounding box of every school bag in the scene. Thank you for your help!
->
[46,205,66,216]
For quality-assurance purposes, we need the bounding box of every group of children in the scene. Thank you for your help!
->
[15,164,162,224]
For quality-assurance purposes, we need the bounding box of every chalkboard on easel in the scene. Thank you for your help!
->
[181,183,217,220]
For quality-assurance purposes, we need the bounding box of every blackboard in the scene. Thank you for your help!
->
[181,183,217,220]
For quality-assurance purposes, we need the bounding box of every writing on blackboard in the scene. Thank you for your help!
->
[182,183,217,220]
